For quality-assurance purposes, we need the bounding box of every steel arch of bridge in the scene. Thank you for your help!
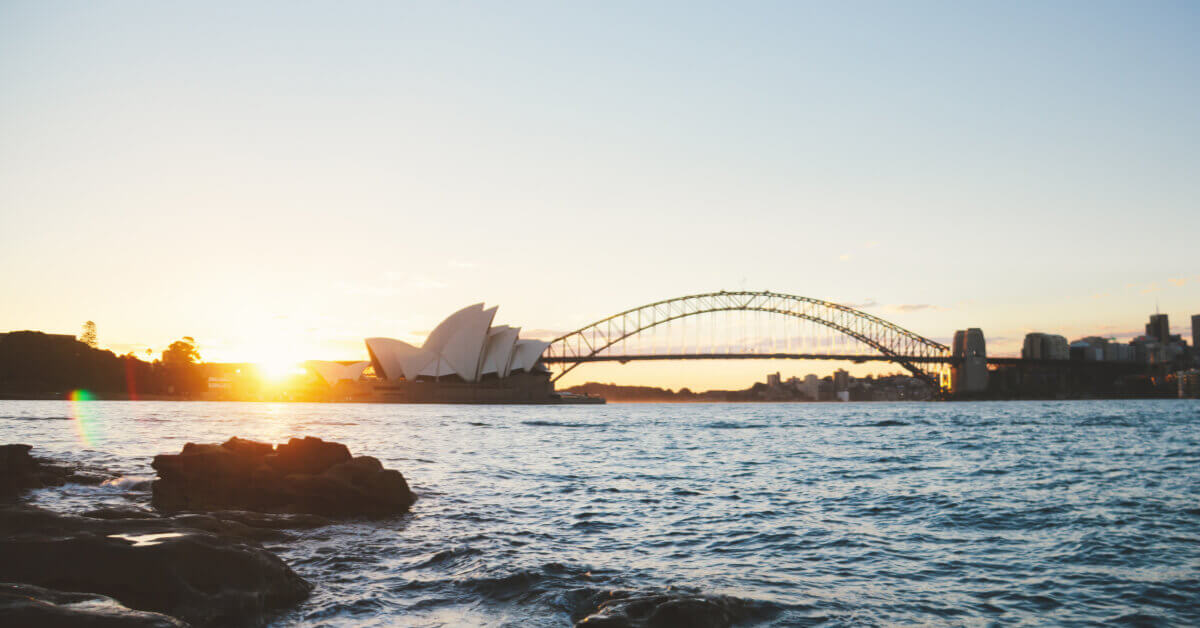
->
[543,291,951,388]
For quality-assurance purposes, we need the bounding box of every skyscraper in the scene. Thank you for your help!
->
[1192,314,1199,352]
[1146,314,1170,344]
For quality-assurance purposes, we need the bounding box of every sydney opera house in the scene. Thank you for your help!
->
[307,303,573,403]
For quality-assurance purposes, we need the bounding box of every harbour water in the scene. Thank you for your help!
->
[2,399,1198,626]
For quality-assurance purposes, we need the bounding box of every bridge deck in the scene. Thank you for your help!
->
[541,353,1138,367]
[541,353,948,364]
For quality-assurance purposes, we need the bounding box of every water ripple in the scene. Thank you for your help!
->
[1,399,1197,625]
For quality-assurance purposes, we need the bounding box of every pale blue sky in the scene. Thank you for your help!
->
[1,2,1197,388]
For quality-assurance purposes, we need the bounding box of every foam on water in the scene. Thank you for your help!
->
[2,399,1199,626]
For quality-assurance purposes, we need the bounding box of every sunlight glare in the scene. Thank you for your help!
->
[257,359,307,383]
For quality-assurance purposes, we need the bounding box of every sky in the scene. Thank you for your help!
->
[1,1,1198,390]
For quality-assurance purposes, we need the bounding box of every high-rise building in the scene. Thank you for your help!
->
[1192,314,1199,353]
[1146,313,1170,344]
[833,369,850,392]
[803,374,819,400]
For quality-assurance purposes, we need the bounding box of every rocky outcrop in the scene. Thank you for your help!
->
[0,444,110,495]
[0,505,312,627]
[574,589,762,628]
[0,582,189,627]
[151,437,416,516]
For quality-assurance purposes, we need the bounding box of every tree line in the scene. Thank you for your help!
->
[0,325,206,398]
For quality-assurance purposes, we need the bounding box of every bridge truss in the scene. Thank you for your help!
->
[542,291,951,390]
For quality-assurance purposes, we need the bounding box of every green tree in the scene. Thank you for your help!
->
[162,337,200,367]
[80,321,98,348]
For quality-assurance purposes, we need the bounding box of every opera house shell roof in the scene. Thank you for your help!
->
[365,303,551,383]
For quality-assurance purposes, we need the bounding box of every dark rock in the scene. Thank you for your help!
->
[81,507,325,540]
[151,437,416,517]
[222,437,274,458]
[575,589,758,628]
[0,444,36,475]
[266,437,351,475]
[0,504,312,627]
[0,582,189,627]
[167,513,292,542]
[0,444,113,495]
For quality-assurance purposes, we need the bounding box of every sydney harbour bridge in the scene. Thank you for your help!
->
[541,291,962,392]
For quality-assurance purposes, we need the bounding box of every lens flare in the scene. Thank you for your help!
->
[123,359,139,401]
[68,389,102,445]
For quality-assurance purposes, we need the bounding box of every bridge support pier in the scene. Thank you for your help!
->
[951,328,989,395]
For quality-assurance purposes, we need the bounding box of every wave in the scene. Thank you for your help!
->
[0,415,71,421]
[521,420,610,428]
[100,475,154,491]
[849,419,910,427]
[569,585,784,626]
[457,563,601,602]
[702,421,769,429]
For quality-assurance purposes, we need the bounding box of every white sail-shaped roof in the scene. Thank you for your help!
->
[509,339,550,373]
[307,361,370,386]
[365,337,434,381]
[365,303,551,382]
[417,359,458,378]
[435,305,496,382]
[480,326,519,377]
[423,303,484,355]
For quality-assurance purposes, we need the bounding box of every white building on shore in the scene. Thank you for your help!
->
[365,303,550,384]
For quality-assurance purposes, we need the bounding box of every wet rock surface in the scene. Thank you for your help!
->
[151,436,416,516]
[0,443,111,495]
[574,589,764,628]
[0,504,312,627]
[0,582,189,627]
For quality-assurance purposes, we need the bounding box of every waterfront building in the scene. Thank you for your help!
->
[766,372,782,388]
[1070,340,1104,361]
[365,303,551,383]
[1069,336,1134,362]
[1146,314,1170,344]
[1180,369,1200,398]
[833,369,850,392]
[1104,342,1135,362]
[1130,336,1167,364]
[1193,315,1200,361]
[803,374,820,400]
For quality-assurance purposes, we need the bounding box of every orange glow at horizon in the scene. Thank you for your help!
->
[256,360,308,383]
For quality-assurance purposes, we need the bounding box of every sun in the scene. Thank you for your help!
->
[256,359,308,383]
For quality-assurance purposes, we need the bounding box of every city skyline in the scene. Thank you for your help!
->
[2,2,1198,390]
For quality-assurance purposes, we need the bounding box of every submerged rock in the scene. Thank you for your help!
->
[0,444,111,495]
[575,589,761,628]
[151,436,416,516]
[0,505,312,627]
[0,582,189,627]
